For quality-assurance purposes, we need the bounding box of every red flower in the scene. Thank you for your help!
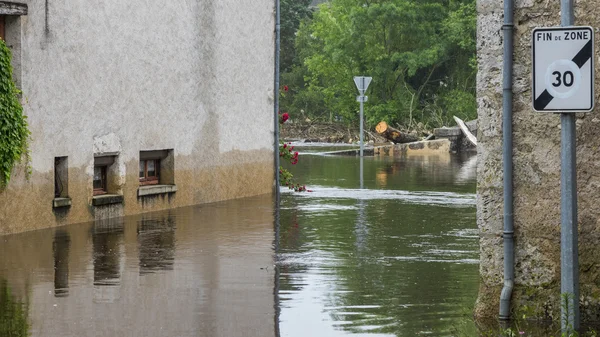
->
[283,85,289,92]
[282,112,289,123]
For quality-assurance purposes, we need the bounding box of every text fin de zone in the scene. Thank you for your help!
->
[536,31,590,41]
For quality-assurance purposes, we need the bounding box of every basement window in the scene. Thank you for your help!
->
[139,150,173,186]
[138,149,176,197]
[54,157,68,198]
[53,156,71,208]
[93,166,107,195]
[93,155,115,196]
[139,159,159,185]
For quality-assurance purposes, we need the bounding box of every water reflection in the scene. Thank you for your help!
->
[137,214,176,274]
[0,195,275,337]
[53,230,70,297]
[0,280,29,337]
[92,219,124,288]
[279,152,479,336]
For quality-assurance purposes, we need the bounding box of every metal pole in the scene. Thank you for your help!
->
[360,156,364,189]
[274,0,281,204]
[560,0,579,332]
[359,98,364,157]
[499,0,515,321]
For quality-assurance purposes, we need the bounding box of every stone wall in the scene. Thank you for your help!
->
[0,0,276,234]
[477,0,600,321]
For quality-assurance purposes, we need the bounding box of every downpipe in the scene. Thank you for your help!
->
[499,0,515,321]
[273,2,282,336]
[274,0,281,203]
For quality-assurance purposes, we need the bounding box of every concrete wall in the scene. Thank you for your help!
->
[477,0,600,321]
[0,0,276,234]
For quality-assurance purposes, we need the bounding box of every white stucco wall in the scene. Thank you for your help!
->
[0,0,276,233]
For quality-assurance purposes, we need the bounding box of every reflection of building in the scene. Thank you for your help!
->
[137,215,176,275]
[0,196,276,337]
[0,0,275,235]
[53,231,70,298]
[92,219,124,303]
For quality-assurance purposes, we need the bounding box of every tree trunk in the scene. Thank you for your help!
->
[375,121,419,144]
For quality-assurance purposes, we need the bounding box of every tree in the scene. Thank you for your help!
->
[280,0,314,73]
[283,0,477,129]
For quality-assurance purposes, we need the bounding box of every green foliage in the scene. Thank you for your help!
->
[0,39,29,188]
[280,0,314,72]
[280,0,477,129]
[0,281,29,337]
[278,112,309,192]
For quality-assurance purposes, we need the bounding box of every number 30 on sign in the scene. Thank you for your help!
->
[532,26,594,112]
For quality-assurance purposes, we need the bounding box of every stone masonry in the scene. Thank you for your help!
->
[477,0,600,321]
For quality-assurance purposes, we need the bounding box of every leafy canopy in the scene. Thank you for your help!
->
[281,0,476,129]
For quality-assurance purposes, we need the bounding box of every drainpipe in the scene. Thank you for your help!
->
[274,2,282,335]
[274,0,281,203]
[499,0,515,321]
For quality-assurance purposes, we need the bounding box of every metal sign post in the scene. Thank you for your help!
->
[531,1,593,332]
[560,2,580,332]
[354,76,372,158]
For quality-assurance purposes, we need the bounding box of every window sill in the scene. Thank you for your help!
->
[92,194,124,206]
[137,184,177,197]
[53,197,72,208]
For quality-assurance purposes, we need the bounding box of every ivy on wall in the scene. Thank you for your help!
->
[0,39,29,188]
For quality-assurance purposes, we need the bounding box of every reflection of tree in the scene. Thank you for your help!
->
[53,230,70,297]
[280,191,478,336]
[326,200,478,336]
[291,154,476,193]
[0,280,28,337]
[137,215,176,275]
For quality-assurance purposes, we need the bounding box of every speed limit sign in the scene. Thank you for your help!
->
[532,26,594,112]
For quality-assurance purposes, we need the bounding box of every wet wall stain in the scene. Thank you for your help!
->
[0,149,273,235]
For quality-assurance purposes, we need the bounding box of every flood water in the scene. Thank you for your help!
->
[0,197,276,337]
[278,145,478,336]
[0,146,478,337]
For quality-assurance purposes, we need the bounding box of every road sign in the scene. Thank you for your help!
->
[354,76,372,95]
[356,96,368,102]
[532,26,594,112]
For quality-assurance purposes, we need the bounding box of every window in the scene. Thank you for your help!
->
[139,150,173,186]
[54,156,68,198]
[93,166,107,195]
[93,155,115,196]
[139,159,159,185]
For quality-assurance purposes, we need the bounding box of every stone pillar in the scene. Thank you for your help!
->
[476,0,600,321]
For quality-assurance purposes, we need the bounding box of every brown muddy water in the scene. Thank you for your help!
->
[1,146,481,337]
[277,145,479,336]
[0,196,275,337]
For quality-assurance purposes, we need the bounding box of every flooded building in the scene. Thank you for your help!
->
[0,0,276,234]
[477,0,600,322]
